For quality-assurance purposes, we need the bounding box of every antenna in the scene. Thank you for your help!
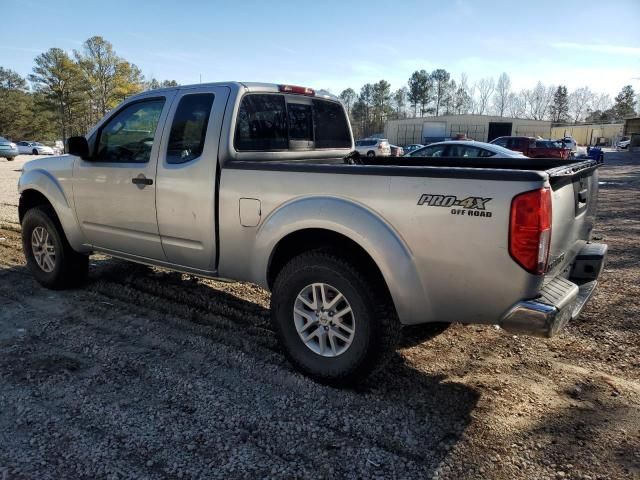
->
[199,74,202,84]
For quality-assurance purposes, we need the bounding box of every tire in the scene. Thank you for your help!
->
[21,205,88,289]
[7,157,15,161]
[270,249,400,385]
[366,151,375,158]
[32,148,38,155]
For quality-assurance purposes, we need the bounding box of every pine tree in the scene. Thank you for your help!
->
[613,85,636,119]
[550,86,569,123]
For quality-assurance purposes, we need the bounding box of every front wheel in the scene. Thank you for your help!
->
[270,250,400,385]
[32,148,39,155]
[21,206,88,289]
[366,151,375,158]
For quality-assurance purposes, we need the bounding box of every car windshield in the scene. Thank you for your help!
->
[0,137,7,142]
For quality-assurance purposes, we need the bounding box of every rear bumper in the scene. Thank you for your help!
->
[500,243,607,337]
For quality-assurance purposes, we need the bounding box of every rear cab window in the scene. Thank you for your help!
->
[234,93,351,153]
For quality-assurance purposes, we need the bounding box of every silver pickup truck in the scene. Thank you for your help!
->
[18,82,607,384]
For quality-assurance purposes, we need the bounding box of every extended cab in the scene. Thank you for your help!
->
[491,136,571,159]
[18,82,607,384]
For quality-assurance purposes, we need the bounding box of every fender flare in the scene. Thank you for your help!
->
[18,169,88,252]
[252,196,431,325]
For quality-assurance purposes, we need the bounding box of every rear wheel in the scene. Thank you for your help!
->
[21,206,88,289]
[271,250,400,385]
[32,148,39,155]
[6,157,15,161]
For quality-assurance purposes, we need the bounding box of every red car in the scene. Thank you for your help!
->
[490,136,570,159]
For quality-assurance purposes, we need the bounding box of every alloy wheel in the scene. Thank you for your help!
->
[293,283,356,357]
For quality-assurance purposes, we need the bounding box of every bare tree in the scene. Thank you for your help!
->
[393,87,408,118]
[568,87,595,123]
[475,77,495,115]
[523,82,555,120]
[455,73,472,114]
[590,93,612,114]
[507,92,525,118]
[492,73,511,117]
[339,88,356,117]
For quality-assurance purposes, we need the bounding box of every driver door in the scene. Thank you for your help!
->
[73,92,175,260]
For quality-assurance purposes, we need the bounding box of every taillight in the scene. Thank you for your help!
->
[279,85,315,96]
[509,188,552,274]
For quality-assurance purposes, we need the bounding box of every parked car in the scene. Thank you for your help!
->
[18,81,607,385]
[0,136,19,161]
[403,144,424,154]
[54,140,64,155]
[403,140,527,159]
[490,136,570,159]
[389,144,404,157]
[17,141,55,155]
[354,138,391,158]
[556,136,577,153]
[616,137,630,150]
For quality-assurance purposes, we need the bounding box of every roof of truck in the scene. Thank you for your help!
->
[128,82,339,100]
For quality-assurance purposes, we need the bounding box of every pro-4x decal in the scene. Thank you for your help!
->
[418,194,493,218]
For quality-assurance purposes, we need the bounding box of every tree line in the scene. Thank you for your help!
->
[1,41,638,144]
[0,36,177,143]
[338,70,639,139]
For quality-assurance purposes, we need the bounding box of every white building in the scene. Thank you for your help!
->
[384,115,552,145]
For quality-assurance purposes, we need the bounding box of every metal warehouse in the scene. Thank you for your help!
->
[383,115,552,145]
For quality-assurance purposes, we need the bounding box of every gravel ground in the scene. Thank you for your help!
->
[0,153,639,480]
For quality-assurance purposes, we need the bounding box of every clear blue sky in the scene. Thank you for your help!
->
[1,0,638,97]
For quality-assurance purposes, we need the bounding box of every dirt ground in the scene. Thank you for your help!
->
[0,153,638,480]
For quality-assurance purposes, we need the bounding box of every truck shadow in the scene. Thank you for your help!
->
[78,256,481,477]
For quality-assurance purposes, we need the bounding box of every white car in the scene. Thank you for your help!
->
[16,141,55,155]
[556,136,577,153]
[354,138,391,158]
[616,137,630,150]
[405,140,528,159]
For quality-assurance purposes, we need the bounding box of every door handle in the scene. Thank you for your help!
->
[132,175,153,186]
[578,189,588,203]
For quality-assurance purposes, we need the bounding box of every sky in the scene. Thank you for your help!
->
[1,0,639,98]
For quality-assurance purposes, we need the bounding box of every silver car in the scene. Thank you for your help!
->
[406,140,527,158]
[0,137,19,161]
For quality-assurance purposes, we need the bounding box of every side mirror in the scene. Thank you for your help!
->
[67,136,90,159]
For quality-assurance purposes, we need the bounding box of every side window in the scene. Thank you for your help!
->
[506,138,518,149]
[95,99,165,163]
[235,94,287,151]
[448,145,485,157]
[166,93,215,164]
[478,148,495,157]
[493,138,507,147]
[410,145,447,157]
[313,99,351,148]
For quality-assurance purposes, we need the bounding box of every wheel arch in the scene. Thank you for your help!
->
[256,196,431,325]
[18,170,88,252]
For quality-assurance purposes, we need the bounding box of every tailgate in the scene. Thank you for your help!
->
[545,159,602,279]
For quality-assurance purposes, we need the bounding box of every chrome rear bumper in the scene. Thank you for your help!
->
[500,243,606,338]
